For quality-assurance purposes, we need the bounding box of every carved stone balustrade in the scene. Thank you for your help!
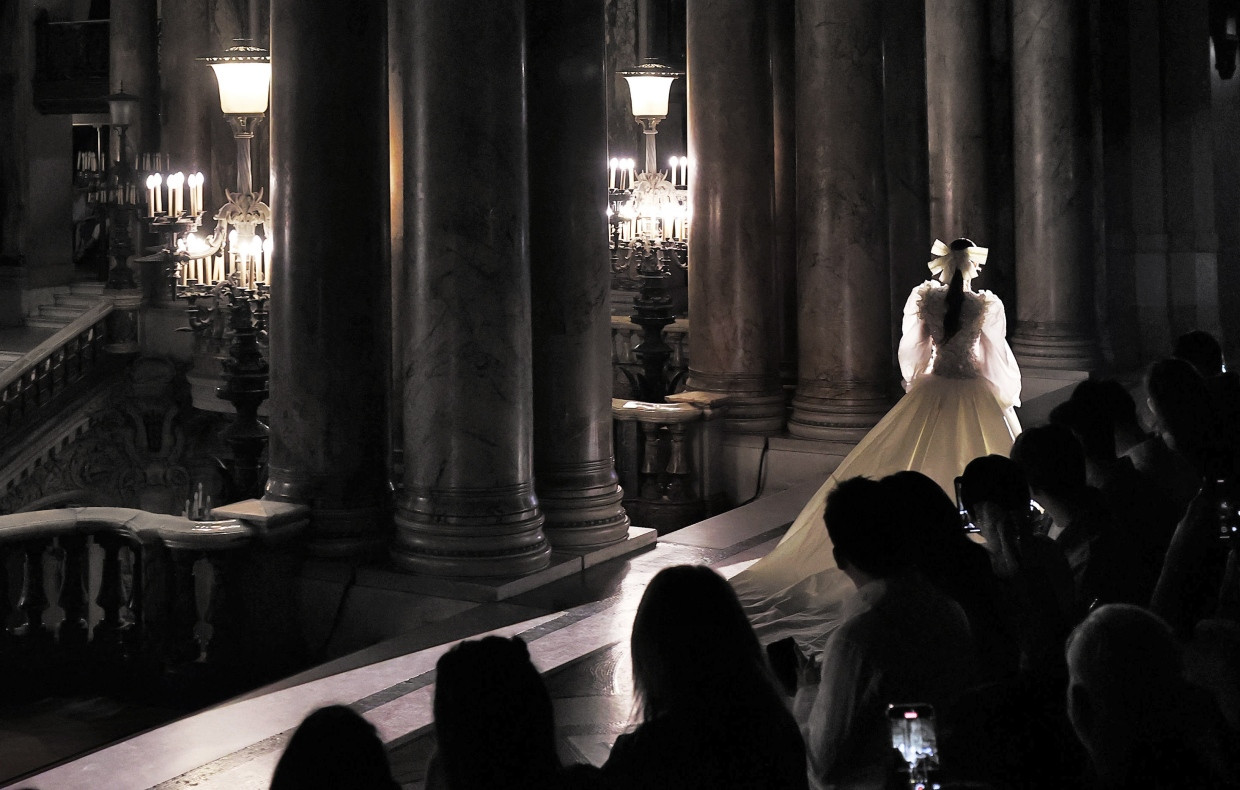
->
[611,392,728,533]
[610,316,690,399]
[0,500,306,702]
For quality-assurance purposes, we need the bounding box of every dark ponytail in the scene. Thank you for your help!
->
[943,268,964,342]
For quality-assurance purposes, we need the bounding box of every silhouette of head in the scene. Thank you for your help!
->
[959,454,1031,516]
[1070,379,1142,439]
[630,564,774,719]
[270,705,398,790]
[1173,330,1225,377]
[825,476,910,578]
[1011,424,1087,497]
[1146,357,1214,463]
[949,237,976,251]
[881,470,961,550]
[1050,398,1116,464]
[1066,605,1185,767]
[433,636,560,790]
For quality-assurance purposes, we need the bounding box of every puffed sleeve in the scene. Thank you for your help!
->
[976,291,1022,409]
[897,282,934,391]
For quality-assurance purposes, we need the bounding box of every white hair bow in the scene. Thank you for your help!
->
[927,239,989,284]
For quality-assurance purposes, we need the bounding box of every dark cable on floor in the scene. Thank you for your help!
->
[737,436,771,507]
[315,565,359,663]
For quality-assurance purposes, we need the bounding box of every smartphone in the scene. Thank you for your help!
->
[1215,480,1240,543]
[954,477,978,533]
[766,637,800,697]
[888,703,941,788]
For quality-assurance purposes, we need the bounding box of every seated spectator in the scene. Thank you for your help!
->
[1174,330,1240,471]
[428,636,568,790]
[270,705,398,790]
[1050,397,1177,603]
[794,477,975,790]
[1071,378,1148,457]
[1174,329,1228,378]
[1147,358,1236,636]
[1010,424,1140,608]
[602,565,806,790]
[959,455,1075,673]
[882,471,1018,681]
[1186,546,1240,735]
[1066,604,1236,788]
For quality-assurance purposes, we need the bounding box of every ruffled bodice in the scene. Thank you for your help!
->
[898,280,1022,410]
[917,286,987,379]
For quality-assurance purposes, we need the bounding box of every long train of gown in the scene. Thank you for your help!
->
[731,282,1022,656]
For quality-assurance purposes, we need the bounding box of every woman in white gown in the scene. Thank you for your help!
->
[731,239,1022,654]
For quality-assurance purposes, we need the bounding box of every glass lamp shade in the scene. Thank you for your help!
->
[107,89,140,128]
[619,61,683,119]
[200,43,271,115]
[623,75,677,118]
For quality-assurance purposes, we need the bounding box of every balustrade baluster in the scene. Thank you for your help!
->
[15,538,51,642]
[667,423,693,500]
[92,533,126,654]
[200,552,243,668]
[58,535,89,648]
[166,549,201,666]
[0,545,12,647]
[640,423,663,499]
[51,349,65,393]
[64,336,81,381]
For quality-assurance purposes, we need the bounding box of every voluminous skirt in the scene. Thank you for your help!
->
[731,374,1020,655]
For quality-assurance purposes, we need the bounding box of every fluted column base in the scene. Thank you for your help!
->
[392,484,551,577]
[686,371,784,434]
[265,474,388,559]
[537,461,629,550]
[1012,321,1099,371]
[788,382,891,443]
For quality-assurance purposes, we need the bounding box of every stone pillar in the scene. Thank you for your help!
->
[1010,0,1098,369]
[527,0,629,549]
[685,0,783,434]
[883,0,931,358]
[392,0,551,577]
[1161,0,1220,340]
[788,0,891,443]
[159,0,218,173]
[266,0,390,557]
[769,0,797,387]
[925,0,991,243]
[110,0,160,157]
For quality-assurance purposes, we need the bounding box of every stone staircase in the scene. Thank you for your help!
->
[25,280,106,330]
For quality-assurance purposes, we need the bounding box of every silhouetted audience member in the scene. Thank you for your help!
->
[602,565,806,790]
[1146,358,1237,637]
[1050,397,1176,603]
[881,471,1017,681]
[1066,604,1237,789]
[1071,378,1148,457]
[958,455,1075,673]
[794,477,975,790]
[1174,329,1227,378]
[1010,425,1139,608]
[1186,547,1240,735]
[270,705,398,790]
[428,636,566,790]
[1174,330,1240,467]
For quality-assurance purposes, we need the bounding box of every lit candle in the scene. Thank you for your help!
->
[609,158,618,191]
[145,175,156,217]
[196,172,205,215]
[628,159,636,189]
[167,172,184,216]
[152,173,163,214]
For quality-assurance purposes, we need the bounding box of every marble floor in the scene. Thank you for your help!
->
[8,480,821,790]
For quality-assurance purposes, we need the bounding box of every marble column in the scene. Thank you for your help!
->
[686,0,783,434]
[788,0,892,443]
[769,0,798,388]
[266,0,390,557]
[392,0,551,577]
[527,0,629,550]
[109,0,159,157]
[925,0,991,244]
[1125,0,1172,358]
[1009,0,1099,369]
[1161,0,1220,340]
[883,0,930,360]
[159,0,228,177]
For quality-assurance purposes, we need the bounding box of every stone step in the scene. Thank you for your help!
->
[38,305,88,321]
[54,294,101,308]
[25,317,73,330]
[68,281,106,297]
[0,351,21,372]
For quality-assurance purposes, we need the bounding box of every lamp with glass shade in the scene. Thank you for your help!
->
[619,59,682,175]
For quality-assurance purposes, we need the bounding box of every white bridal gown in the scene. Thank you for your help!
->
[732,278,1022,655]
